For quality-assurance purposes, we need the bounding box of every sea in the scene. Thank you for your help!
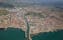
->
[0,28,63,40]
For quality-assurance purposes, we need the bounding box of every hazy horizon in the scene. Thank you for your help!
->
[0,0,63,8]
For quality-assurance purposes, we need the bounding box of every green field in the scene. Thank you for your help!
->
[0,9,9,16]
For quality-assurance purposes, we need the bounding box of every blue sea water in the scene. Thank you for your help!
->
[0,28,63,40]
[32,30,63,40]
[0,28,25,40]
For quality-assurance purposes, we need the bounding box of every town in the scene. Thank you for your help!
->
[0,6,63,34]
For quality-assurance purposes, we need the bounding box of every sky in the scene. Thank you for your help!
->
[0,0,63,8]
[0,0,63,3]
[0,0,63,6]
